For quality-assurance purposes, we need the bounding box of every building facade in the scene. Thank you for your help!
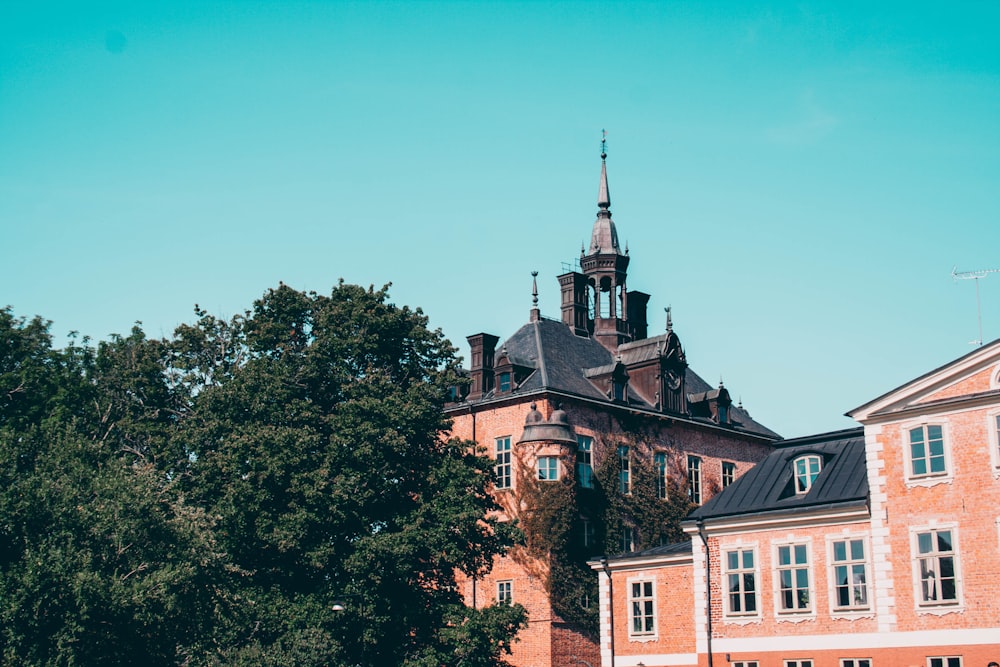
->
[593,339,1000,667]
[445,148,780,667]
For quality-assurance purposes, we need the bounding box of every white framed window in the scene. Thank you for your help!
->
[784,661,813,667]
[732,662,759,667]
[722,460,736,488]
[576,435,594,488]
[988,409,1000,475]
[841,660,871,667]
[495,437,512,489]
[618,445,631,494]
[497,580,512,604]
[928,658,962,667]
[498,371,512,393]
[688,455,702,504]
[537,455,559,481]
[793,454,822,494]
[627,578,656,639]
[654,451,668,499]
[903,420,952,486]
[911,525,962,611]
[828,535,871,613]
[775,541,812,615]
[620,525,635,554]
[724,547,759,618]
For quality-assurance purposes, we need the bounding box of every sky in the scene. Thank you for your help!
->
[2,1,998,438]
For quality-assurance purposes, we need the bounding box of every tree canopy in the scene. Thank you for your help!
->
[0,284,525,666]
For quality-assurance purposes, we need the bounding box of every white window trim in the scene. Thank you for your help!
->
[495,436,512,490]
[793,454,822,494]
[825,532,874,619]
[688,454,703,505]
[625,575,658,641]
[537,455,560,481]
[987,408,1000,478]
[909,521,965,615]
[721,542,762,623]
[497,579,513,604]
[576,435,594,488]
[839,660,872,667]
[772,537,816,622]
[927,657,963,667]
[901,418,954,488]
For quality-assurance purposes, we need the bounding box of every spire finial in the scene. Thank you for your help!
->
[597,130,610,212]
[529,271,540,321]
[665,306,673,332]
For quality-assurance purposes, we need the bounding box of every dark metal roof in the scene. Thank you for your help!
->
[687,427,868,522]
[601,539,693,564]
[468,317,778,438]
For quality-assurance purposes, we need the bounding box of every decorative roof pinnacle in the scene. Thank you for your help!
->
[665,306,673,333]
[588,131,622,255]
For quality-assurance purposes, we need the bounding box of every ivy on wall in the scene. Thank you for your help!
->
[510,416,696,637]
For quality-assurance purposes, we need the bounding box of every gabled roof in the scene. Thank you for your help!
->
[686,427,868,523]
[467,317,778,438]
[848,337,1000,422]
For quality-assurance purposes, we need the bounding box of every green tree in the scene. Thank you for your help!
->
[172,283,525,666]
[0,310,225,666]
[1,283,527,667]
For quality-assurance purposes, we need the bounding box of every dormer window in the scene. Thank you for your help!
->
[498,372,512,393]
[794,455,822,494]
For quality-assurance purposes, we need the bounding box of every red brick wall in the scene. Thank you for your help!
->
[448,394,775,667]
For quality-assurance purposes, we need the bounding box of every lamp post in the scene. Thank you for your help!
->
[331,594,368,666]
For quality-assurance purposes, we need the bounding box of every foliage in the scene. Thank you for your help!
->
[0,284,526,666]
[513,426,694,637]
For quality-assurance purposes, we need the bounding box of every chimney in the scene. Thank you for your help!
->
[466,333,500,401]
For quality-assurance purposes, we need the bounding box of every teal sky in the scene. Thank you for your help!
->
[2,1,998,438]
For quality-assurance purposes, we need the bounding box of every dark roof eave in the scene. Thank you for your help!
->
[683,497,870,527]
[445,387,782,443]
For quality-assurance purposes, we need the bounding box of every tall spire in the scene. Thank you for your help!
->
[598,129,611,212]
[589,130,622,255]
[530,271,540,322]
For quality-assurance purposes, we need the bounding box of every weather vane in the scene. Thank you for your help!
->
[601,129,607,158]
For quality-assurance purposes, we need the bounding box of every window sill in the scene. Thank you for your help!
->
[722,615,762,626]
[830,609,875,620]
[627,633,659,643]
[915,603,964,616]
[904,475,953,489]
[775,612,816,623]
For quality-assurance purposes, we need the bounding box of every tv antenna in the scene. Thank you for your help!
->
[952,266,1000,346]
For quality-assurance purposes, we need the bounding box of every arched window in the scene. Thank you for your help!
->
[794,455,822,494]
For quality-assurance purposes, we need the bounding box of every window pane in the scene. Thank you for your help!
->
[936,530,952,552]
[779,546,790,565]
[794,544,807,563]
[728,552,739,570]
[918,532,933,554]
[850,539,865,560]
[833,541,846,561]
[743,551,754,569]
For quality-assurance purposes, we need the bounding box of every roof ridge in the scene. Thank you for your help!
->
[533,319,549,388]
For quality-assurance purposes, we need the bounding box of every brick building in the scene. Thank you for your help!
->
[445,146,780,667]
[593,338,1000,667]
